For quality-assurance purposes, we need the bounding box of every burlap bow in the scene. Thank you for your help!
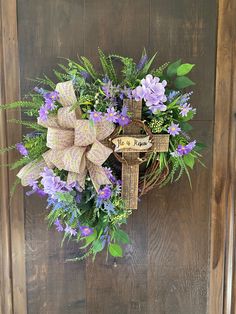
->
[17,81,115,191]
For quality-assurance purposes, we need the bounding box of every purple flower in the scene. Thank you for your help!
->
[38,90,59,121]
[117,114,130,127]
[34,87,46,95]
[117,105,130,126]
[89,110,103,123]
[186,140,196,151]
[16,143,28,156]
[98,185,112,200]
[80,70,91,80]
[132,74,167,113]
[39,106,48,121]
[104,167,116,184]
[120,86,132,99]
[167,123,181,136]
[136,53,148,71]
[104,201,116,215]
[177,92,193,106]
[65,224,77,236]
[168,90,179,102]
[80,225,93,237]
[54,219,63,232]
[105,107,118,122]
[176,140,196,156]
[102,80,120,99]
[44,91,59,102]
[180,103,192,117]
[41,168,68,197]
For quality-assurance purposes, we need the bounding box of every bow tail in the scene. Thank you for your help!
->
[17,160,47,186]
[67,171,87,190]
[87,161,111,192]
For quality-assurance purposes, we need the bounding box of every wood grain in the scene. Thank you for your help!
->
[84,1,149,313]
[17,1,86,313]
[208,0,236,313]
[0,0,27,313]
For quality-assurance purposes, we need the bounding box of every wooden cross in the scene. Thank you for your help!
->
[111,99,169,210]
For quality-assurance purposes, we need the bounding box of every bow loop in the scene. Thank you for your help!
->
[55,81,77,107]
[18,80,114,191]
[86,140,112,166]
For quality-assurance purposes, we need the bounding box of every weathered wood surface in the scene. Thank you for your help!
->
[13,0,222,313]
[0,0,26,313]
[209,0,236,313]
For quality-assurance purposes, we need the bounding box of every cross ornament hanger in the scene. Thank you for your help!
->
[110,99,169,210]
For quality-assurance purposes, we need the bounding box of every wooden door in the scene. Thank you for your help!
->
[0,0,235,313]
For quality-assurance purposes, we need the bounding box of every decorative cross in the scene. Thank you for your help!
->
[110,99,169,210]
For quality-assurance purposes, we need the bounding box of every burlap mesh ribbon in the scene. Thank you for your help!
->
[17,81,115,191]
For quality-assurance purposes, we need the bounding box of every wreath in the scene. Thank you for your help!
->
[1,49,204,260]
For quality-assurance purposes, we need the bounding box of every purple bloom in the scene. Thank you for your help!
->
[180,103,192,117]
[168,90,179,102]
[98,185,112,200]
[65,224,77,236]
[136,53,148,71]
[80,225,93,237]
[16,143,28,156]
[80,70,91,80]
[105,107,118,122]
[117,105,130,126]
[38,90,59,121]
[39,105,48,121]
[104,167,116,184]
[34,87,46,95]
[44,91,59,102]
[186,140,196,151]
[120,86,132,100]
[54,219,64,232]
[176,140,196,156]
[132,74,167,113]
[41,168,68,197]
[36,189,47,197]
[104,201,116,215]
[177,92,193,106]
[117,114,130,127]
[102,80,120,99]
[167,123,181,136]
[89,110,103,123]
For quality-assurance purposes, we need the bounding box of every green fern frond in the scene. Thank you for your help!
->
[8,119,46,131]
[0,101,36,110]
[80,56,98,80]
[98,48,117,83]
[0,144,16,154]
[9,157,29,170]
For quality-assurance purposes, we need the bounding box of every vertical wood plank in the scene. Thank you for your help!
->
[0,0,27,313]
[84,1,149,313]
[148,0,217,312]
[17,0,86,313]
[209,0,236,313]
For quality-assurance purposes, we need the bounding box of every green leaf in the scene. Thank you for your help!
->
[80,230,98,249]
[179,122,193,132]
[174,76,195,89]
[195,142,207,152]
[113,229,130,244]
[183,154,195,169]
[167,59,181,77]
[177,63,195,76]
[92,239,104,254]
[108,243,123,257]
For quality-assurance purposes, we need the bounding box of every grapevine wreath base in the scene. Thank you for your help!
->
[1,49,204,260]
